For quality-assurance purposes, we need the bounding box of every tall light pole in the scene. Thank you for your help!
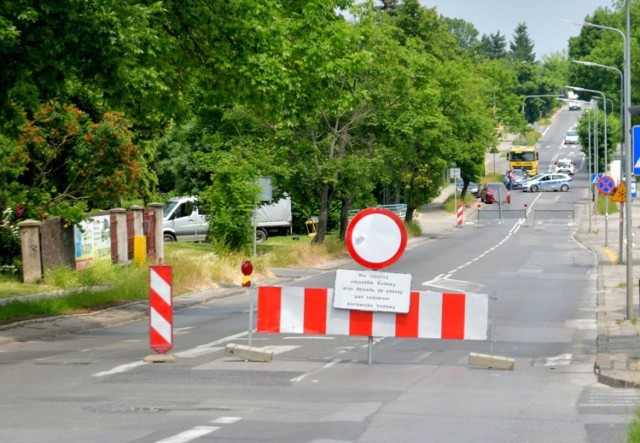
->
[624,0,633,320]
[568,86,609,245]
[571,60,623,157]
[569,5,633,318]
[587,103,593,234]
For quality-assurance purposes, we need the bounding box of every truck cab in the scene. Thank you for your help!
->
[507,146,539,177]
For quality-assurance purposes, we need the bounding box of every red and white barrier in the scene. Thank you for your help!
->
[149,265,173,354]
[257,286,488,340]
[457,204,463,226]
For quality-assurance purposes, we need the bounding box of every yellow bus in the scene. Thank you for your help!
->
[507,146,539,176]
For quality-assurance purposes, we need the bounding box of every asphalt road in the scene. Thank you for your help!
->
[0,106,637,443]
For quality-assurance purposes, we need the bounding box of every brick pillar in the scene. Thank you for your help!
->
[132,205,144,236]
[111,208,128,265]
[149,203,164,263]
[18,219,42,283]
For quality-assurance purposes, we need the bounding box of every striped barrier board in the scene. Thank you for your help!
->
[149,265,173,354]
[257,286,489,340]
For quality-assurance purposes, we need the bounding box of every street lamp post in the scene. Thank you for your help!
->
[568,86,609,245]
[571,60,623,165]
[572,61,624,252]
[587,104,593,234]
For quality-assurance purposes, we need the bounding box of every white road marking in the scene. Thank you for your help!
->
[175,331,248,358]
[283,336,335,340]
[155,426,219,443]
[93,361,146,377]
[422,219,523,289]
[211,417,242,424]
[290,359,341,382]
[93,332,250,376]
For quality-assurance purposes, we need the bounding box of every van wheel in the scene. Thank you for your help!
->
[256,229,268,244]
[163,232,176,242]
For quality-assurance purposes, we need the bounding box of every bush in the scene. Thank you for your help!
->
[0,226,21,275]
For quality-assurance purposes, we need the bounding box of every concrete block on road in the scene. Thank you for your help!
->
[225,343,274,362]
[468,352,515,370]
[144,353,177,363]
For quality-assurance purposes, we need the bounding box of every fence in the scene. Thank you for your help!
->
[532,209,575,223]
[476,208,528,222]
[349,204,408,220]
[476,207,576,225]
[17,203,164,283]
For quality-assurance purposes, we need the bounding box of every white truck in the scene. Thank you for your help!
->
[163,195,292,243]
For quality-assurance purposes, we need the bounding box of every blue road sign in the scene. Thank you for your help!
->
[634,126,640,175]
[591,173,603,185]
[597,175,616,195]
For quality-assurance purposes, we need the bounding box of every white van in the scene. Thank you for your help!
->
[163,194,292,243]
[163,196,208,242]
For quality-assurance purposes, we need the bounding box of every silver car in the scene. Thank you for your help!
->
[521,173,572,192]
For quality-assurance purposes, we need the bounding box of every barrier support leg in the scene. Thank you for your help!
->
[468,295,515,371]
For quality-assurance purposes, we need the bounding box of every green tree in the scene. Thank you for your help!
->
[442,17,480,51]
[576,107,618,173]
[438,59,496,194]
[509,22,536,63]
[394,0,459,60]
[0,1,181,136]
[5,100,147,224]
[476,32,508,59]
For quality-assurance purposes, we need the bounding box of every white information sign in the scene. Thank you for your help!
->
[74,215,111,270]
[333,269,412,313]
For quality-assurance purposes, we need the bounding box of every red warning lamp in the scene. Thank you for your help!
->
[241,260,253,288]
[241,260,253,276]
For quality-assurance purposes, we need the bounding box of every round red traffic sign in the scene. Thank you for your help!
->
[597,175,616,195]
[345,208,407,270]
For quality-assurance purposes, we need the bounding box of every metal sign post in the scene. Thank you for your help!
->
[344,208,408,364]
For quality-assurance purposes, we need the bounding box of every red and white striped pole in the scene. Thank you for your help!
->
[148,265,173,356]
[456,204,463,227]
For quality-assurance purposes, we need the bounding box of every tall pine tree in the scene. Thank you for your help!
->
[510,22,536,63]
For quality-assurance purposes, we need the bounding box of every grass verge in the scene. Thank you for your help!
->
[629,408,640,442]
[0,234,349,324]
[442,191,477,213]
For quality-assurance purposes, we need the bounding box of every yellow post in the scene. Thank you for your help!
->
[134,235,147,267]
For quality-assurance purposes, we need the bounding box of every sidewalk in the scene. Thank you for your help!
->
[576,200,640,388]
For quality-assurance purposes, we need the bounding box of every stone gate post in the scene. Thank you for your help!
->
[18,219,42,283]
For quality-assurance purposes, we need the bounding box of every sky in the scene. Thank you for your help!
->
[421,0,618,59]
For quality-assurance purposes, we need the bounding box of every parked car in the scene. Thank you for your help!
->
[554,158,575,175]
[503,168,528,189]
[479,182,511,204]
[564,129,579,145]
[456,179,480,197]
[521,173,572,192]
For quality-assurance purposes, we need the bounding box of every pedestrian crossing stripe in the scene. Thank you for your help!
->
[612,182,627,203]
